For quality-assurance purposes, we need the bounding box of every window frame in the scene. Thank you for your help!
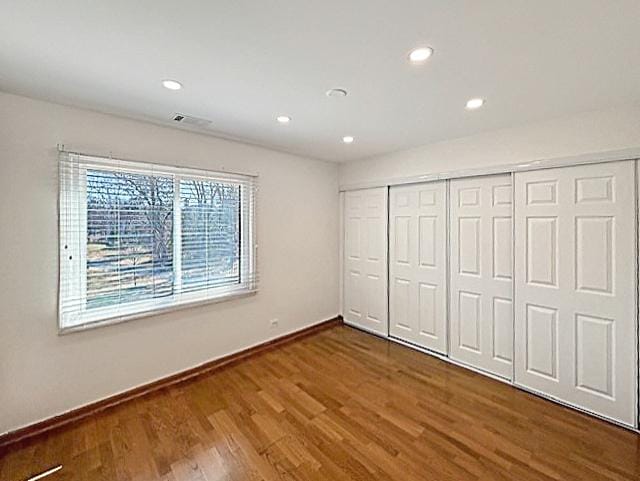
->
[58,154,257,334]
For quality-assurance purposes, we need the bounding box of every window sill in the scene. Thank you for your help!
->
[58,288,258,335]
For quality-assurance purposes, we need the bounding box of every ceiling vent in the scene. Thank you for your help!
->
[172,113,212,128]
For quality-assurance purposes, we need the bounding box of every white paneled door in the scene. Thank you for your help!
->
[389,181,448,353]
[514,161,637,426]
[343,188,388,336]
[449,175,513,379]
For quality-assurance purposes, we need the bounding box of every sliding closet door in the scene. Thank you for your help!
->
[449,174,513,379]
[389,181,448,353]
[514,161,637,426]
[343,187,388,336]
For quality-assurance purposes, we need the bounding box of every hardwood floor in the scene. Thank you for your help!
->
[1,325,639,481]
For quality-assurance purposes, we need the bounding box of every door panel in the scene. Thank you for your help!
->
[389,181,447,353]
[514,161,637,427]
[493,297,513,363]
[449,174,513,379]
[343,188,388,335]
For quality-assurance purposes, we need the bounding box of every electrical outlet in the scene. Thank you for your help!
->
[270,318,279,328]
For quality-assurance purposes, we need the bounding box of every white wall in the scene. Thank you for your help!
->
[339,107,640,187]
[0,92,340,435]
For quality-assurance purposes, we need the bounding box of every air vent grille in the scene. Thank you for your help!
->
[172,113,212,128]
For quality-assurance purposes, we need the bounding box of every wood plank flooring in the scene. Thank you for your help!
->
[1,325,639,481]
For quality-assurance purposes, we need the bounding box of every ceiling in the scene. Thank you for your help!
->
[1,0,639,162]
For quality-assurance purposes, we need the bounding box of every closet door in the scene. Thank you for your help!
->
[389,181,448,353]
[343,188,388,336]
[449,174,513,379]
[514,161,637,426]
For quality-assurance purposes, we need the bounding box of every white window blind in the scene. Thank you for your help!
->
[59,152,257,332]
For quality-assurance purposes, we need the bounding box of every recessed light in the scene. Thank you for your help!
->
[408,47,434,63]
[161,79,183,90]
[276,115,291,124]
[326,88,348,98]
[342,136,354,144]
[465,98,485,110]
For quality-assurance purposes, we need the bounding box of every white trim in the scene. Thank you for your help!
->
[636,160,640,428]
[510,172,517,383]
[59,289,257,335]
[58,146,259,179]
[444,180,451,355]
[338,191,345,317]
[385,186,390,336]
[339,147,640,191]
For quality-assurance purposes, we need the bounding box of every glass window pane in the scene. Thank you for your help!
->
[180,179,240,291]
[86,169,174,308]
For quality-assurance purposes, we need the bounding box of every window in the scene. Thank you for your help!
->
[59,152,257,332]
